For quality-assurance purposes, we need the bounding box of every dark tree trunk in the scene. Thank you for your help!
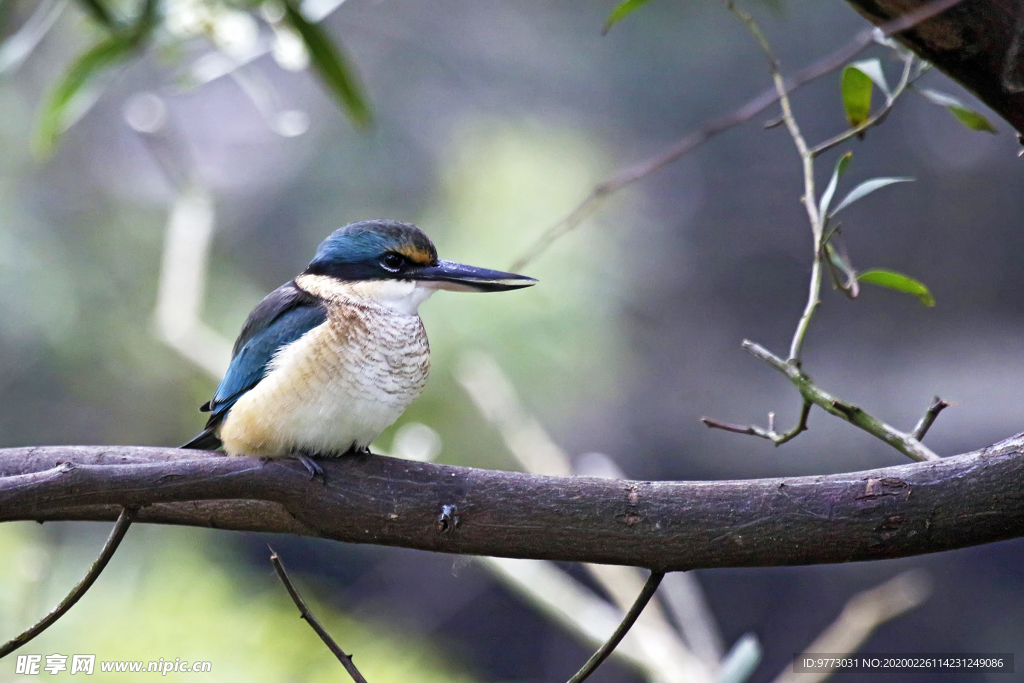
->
[847,0,1024,133]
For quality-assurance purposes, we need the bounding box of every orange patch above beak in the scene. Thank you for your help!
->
[394,244,436,266]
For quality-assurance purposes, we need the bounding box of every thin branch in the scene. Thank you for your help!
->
[509,0,966,271]
[741,340,940,462]
[785,201,824,362]
[726,0,828,365]
[912,396,950,441]
[702,400,811,446]
[566,570,666,683]
[269,547,369,683]
[0,507,136,658]
[773,570,931,683]
[810,52,918,157]
[482,557,706,682]
[711,4,946,457]
[872,0,966,36]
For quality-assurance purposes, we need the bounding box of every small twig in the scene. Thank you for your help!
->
[702,400,811,446]
[566,570,666,683]
[811,52,918,157]
[509,0,965,271]
[741,340,940,462]
[912,396,950,441]
[0,507,136,658]
[269,547,369,683]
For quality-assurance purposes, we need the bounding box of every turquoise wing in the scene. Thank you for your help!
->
[182,282,326,449]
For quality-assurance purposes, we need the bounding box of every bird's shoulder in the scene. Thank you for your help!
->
[203,281,328,419]
[232,280,325,356]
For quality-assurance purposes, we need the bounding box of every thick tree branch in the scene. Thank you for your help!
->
[0,439,1022,570]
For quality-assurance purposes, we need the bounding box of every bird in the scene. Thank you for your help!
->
[182,219,536,465]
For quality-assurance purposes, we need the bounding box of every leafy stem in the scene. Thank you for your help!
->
[811,52,918,157]
[724,1,823,363]
[702,1,948,462]
[741,341,941,462]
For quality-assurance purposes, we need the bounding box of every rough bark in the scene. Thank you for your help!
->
[846,0,1024,133]
[1,435,1022,570]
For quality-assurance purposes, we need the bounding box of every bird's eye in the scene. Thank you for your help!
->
[381,252,405,272]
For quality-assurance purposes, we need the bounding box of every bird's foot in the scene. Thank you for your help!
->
[293,453,326,484]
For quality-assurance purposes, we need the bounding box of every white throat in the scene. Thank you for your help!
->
[295,274,437,316]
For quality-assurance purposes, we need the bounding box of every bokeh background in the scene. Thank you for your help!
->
[0,0,1022,681]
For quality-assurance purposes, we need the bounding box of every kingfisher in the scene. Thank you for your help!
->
[183,219,535,463]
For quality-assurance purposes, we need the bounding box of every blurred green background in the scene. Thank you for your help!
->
[1,0,1023,681]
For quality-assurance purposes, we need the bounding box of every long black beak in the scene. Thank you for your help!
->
[413,260,537,292]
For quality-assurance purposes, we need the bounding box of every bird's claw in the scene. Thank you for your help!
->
[295,454,326,484]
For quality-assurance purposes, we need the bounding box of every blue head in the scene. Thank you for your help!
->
[304,220,536,292]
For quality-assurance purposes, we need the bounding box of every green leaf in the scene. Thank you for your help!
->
[601,0,654,34]
[858,269,935,307]
[818,151,852,216]
[830,176,913,216]
[75,0,117,27]
[282,0,371,128]
[948,105,998,133]
[917,88,997,133]
[849,58,889,98]
[34,35,136,155]
[33,0,156,155]
[841,64,873,126]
